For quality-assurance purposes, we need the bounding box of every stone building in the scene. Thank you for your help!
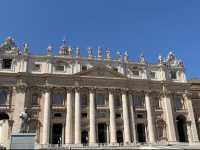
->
[0,37,199,149]
[190,79,200,141]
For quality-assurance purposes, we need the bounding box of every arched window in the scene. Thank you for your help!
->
[52,93,64,105]
[0,91,7,105]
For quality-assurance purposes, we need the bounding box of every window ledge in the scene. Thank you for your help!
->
[135,107,146,111]
[52,105,66,110]
[175,109,187,113]
[0,104,11,110]
[96,106,109,110]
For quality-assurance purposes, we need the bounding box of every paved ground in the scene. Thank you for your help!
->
[37,143,200,149]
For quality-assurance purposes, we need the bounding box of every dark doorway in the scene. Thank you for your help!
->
[0,113,9,120]
[81,130,88,144]
[116,130,123,143]
[177,115,188,142]
[98,123,107,143]
[137,124,146,142]
[52,124,62,144]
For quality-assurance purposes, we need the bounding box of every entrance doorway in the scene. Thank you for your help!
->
[137,124,146,142]
[81,130,88,144]
[98,123,107,143]
[52,124,63,144]
[116,130,123,143]
[176,115,188,142]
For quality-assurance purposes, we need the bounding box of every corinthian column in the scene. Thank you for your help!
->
[122,90,131,143]
[183,93,199,143]
[42,88,51,144]
[128,93,137,143]
[162,92,177,142]
[65,89,73,144]
[89,88,96,144]
[109,90,117,144]
[75,88,81,144]
[145,92,155,143]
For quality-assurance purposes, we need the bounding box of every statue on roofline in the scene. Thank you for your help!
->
[47,44,53,56]
[124,51,128,62]
[68,46,72,56]
[76,47,80,57]
[88,47,93,58]
[139,53,145,64]
[98,47,102,59]
[23,43,29,55]
[106,48,111,60]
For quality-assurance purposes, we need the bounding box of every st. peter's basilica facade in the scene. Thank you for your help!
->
[0,37,200,149]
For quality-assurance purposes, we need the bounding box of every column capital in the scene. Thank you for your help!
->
[108,88,115,93]
[183,91,192,99]
[41,86,51,93]
[144,90,151,95]
[75,87,80,92]
[89,87,96,93]
[120,88,128,94]
[14,85,27,93]
[160,90,172,98]
[66,87,73,93]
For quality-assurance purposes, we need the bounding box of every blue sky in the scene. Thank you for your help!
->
[0,0,200,79]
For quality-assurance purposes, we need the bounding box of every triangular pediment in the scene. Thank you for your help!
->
[75,64,127,79]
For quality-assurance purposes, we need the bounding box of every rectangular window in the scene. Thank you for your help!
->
[171,70,177,79]
[2,59,12,69]
[175,96,184,110]
[81,113,87,118]
[115,113,121,118]
[33,64,41,71]
[81,65,87,71]
[55,65,65,72]
[0,91,7,105]
[52,93,64,105]
[81,94,88,106]
[54,113,62,117]
[132,70,139,76]
[150,71,156,79]
[133,95,144,108]
[114,94,121,107]
[96,93,105,106]
[113,67,118,72]
[31,93,39,105]
[137,114,143,118]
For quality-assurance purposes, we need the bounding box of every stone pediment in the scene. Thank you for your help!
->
[75,65,127,79]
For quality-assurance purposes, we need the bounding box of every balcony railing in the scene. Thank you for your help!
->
[0,104,11,111]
